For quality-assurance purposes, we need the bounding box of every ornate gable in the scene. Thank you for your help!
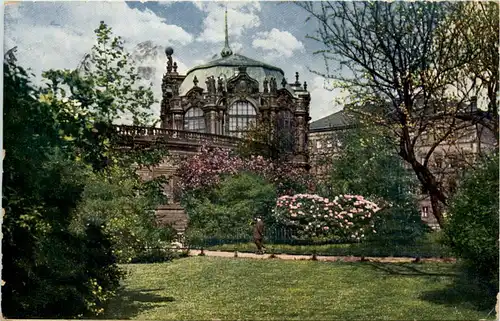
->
[226,66,259,97]
[184,86,205,110]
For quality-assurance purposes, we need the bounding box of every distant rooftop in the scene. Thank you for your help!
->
[309,110,355,132]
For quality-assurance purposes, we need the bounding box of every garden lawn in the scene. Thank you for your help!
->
[104,257,495,320]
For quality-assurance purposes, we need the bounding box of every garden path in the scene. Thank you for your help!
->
[187,249,456,263]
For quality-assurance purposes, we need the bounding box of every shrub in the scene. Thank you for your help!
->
[321,125,427,244]
[272,194,380,242]
[444,152,499,292]
[70,165,175,263]
[2,53,168,318]
[183,172,277,241]
[368,205,431,245]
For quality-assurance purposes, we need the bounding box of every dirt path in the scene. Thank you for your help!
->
[187,249,456,263]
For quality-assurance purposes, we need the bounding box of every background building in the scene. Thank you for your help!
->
[307,108,496,229]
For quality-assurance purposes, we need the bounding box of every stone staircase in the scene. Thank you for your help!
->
[155,204,188,232]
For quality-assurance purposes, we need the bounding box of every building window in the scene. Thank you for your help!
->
[434,154,443,168]
[421,206,429,218]
[184,107,205,132]
[276,109,295,153]
[227,101,257,138]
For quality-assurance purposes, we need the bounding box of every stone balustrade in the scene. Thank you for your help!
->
[113,125,246,148]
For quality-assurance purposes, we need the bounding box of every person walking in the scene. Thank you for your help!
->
[253,217,265,254]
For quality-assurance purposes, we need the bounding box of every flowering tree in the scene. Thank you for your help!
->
[176,146,315,196]
[272,193,381,242]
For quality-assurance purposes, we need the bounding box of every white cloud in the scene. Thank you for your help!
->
[231,42,243,53]
[196,2,261,43]
[252,28,304,58]
[309,76,346,121]
[4,2,193,80]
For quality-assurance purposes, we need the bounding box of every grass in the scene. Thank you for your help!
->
[103,256,495,320]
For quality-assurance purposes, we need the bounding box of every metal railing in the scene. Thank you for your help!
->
[176,227,453,259]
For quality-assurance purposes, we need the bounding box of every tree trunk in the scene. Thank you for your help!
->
[429,192,445,228]
[400,138,447,229]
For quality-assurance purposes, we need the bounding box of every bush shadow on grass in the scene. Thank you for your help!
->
[366,262,495,313]
[366,262,458,277]
[103,287,175,319]
[419,274,497,313]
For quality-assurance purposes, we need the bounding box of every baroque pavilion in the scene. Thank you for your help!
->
[158,10,311,168]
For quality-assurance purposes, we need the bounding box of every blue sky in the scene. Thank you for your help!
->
[4,1,345,121]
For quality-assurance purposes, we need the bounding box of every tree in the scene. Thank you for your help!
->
[184,172,277,242]
[450,2,499,143]
[2,23,169,317]
[237,119,295,163]
[2,58,123,318]
[176,145,314,198]
[38,21,171,261]
[320,124,428,243]
[42,21,156,126]
[298,1,490,228]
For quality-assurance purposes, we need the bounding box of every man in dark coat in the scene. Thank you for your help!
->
[253,217,265,254]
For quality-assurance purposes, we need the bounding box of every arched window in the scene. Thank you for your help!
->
[184,107,205,132]
[227,101,257,138]
[276,109,295,153]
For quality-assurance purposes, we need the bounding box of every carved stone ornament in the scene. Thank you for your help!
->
[227,73,259,96]
[269,77,277,93]
[277,92,293,109]
[217,77,224,93]
[206,76,216,94]
[186,88,204,108]
[235,80,248,94]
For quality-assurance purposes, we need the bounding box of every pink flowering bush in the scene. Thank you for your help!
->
[272,193,381,242]
[176,145,315,196]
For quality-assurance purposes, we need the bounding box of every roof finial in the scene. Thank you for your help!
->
[221,5,233,58]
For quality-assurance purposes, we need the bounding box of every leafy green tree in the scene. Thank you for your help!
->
[184,172,277,240]
[43,21,156,126]
[444,152,499,292]
[70,164,172,263]
[2,22,169,318]
[320,125,428,244]
[2,58,122,318]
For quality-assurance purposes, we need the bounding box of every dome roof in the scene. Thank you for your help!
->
[179,53,289,96]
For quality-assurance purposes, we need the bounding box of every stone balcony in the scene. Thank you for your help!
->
[114,125,245,150]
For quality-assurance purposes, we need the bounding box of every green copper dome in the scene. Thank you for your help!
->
[178,8,289,96]
[186,53,284,75]
[179,53,287,96]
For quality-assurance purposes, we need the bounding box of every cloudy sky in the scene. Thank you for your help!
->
[4,1,346,121]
